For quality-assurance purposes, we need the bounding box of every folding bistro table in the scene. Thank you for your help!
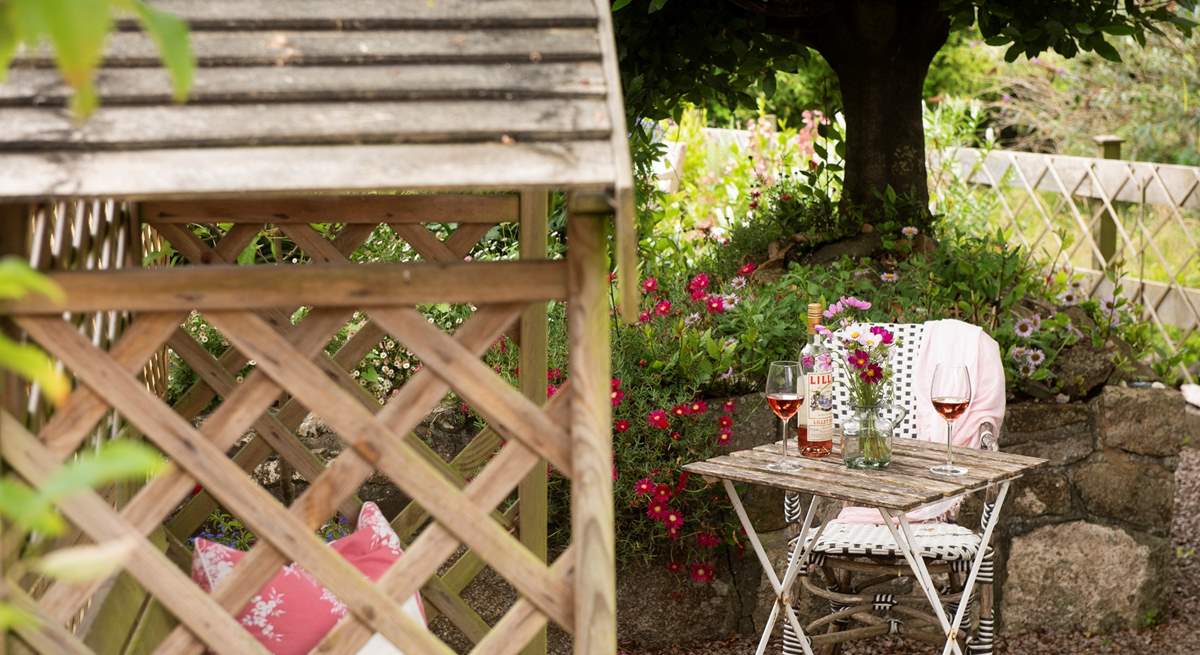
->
[683,438,1046,655]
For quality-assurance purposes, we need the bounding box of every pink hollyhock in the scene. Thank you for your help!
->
[697,532,721,548]
[687,272,710,294]
[847,350,870,369]
[641,277,658,293]
[667,561,683,573]
[738,262,758,276]
[860,363,883,384]
[690,399,708,414]
[722,399,736,413]
[653,484,674,502]
[689,562,715,583]
[633,478,655,496]
[706,296,725,314]
[611,388,625,407]
[663,508,684,530]
[647,410,670,430]
[717,414,733,428]
[646,501,670,521]
[655,298,672,316]
[671,403,690,417]
[614,419,630,433]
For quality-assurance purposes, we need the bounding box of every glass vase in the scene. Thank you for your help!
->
[841,402,906,470]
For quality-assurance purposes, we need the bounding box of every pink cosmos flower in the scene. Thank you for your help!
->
[689,562,715,583]
[847,350,870,369]
[614,419,630,433]
[641,277,658,293]
[634,478,655,496]
[738,262,758,276]
[655,298,672,316]
[841,295,872,311]
[860,363,883,384]
[647,409,670,429]
[706,296,726,314]
[869,325,894,344]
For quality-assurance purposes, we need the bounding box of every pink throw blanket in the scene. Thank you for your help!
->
[836,319,1006,523]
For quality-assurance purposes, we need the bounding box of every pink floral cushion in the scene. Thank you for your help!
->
[191,502,425,654]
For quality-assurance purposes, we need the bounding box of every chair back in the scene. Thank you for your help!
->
[827,323,926,440]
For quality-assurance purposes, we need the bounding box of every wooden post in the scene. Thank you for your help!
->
[566,207,615,655]
[1092,135,1124,270]
[0,203,29,655]
[518,189,550,655]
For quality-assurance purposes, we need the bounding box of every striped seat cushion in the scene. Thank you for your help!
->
[800,520,980,561]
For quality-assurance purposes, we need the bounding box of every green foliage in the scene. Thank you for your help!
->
[0,0,194,116]
[0,257,69,404]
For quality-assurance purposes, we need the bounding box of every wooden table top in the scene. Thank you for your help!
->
[683,438,1047,511]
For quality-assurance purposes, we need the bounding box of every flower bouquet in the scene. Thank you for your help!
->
[822,297,904,469]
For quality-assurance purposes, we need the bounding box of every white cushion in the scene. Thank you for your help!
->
[801,520,980,561]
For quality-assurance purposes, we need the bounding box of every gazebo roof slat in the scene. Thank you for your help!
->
[11,28,601,68]
[0,99,612,151]
[117,0,599,30]
[0,141,616,200]
[0,63,606,107]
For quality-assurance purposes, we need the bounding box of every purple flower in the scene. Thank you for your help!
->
[1014,318,1036,338]
[1026,348,1046,366]
[901,226,919,238]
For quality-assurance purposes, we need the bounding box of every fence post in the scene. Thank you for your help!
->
[1092,134,1124,270]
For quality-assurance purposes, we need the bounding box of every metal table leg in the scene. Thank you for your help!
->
[879,481,1011,655]
[722,480,829,655]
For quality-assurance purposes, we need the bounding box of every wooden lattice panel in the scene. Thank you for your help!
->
[1,190,615,655]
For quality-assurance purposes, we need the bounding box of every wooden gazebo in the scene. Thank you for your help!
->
[0,1,633,653]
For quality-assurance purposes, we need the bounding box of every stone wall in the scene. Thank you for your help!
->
[995,385,1190,634]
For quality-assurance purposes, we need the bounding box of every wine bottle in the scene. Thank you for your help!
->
[799,303,833,458]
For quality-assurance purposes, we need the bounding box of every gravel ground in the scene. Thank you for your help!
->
[622,447,1200,655]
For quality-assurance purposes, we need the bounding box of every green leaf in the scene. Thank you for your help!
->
[762,71,776,98]
[1101,23,1135,36]
[1003,43,1023,62]
[1090,38,1121,62]
[0,335,70,405]
[130,0,193,102]
[0,603,37,632]
[0,477,64,535]
[237,235,259,265]
[0,9,19,82]
[34,538,136,582]
[648,0,668,13]
[611,0,633,11]
[39,440,167,502]
[0,257,65,302]
[14,0,113,116]
[361,365,380,383]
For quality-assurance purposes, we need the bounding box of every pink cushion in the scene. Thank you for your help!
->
[191,502,425,654]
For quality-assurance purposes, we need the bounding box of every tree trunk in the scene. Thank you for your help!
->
[817,1,949,220]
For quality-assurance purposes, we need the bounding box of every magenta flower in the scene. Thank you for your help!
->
[610,388,625,407]
[722,399,736,413]
[663,508,685,530]
[706,295,726,314]
[611,377,622,390]
[614,419,630,433]
[639,309,652,323]
[717,414,733,428]
[690,289,707,301]
[671,403,689,417]
[633,478,655,496]
[646,500,670,521]
[647,409,670,429]
[716,430,731,446]
[847,350,870,369]
[690,399,709,414]
[687,272,710,294]
[655,298,672,316]
[869,325,894,344]
[840,295,872,311]
[697,532,721,548]
[738,262,758,276]
[860,363,883,384]
[641,277,658,293]
[654,483,674,502]
[689,562,715,583]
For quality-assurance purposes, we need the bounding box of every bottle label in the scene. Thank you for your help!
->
[806,372,834,444]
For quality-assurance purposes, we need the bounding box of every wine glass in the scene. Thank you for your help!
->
[765,361,804,471]
[930,363,971,476]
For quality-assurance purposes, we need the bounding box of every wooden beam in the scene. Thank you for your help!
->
[0,99,611,152]
[143,194,518,225]
[0,261,568,314]
[566,212,615,655]
[0,63,606,107]
[518,188,550,655]
[0,141,615,202]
